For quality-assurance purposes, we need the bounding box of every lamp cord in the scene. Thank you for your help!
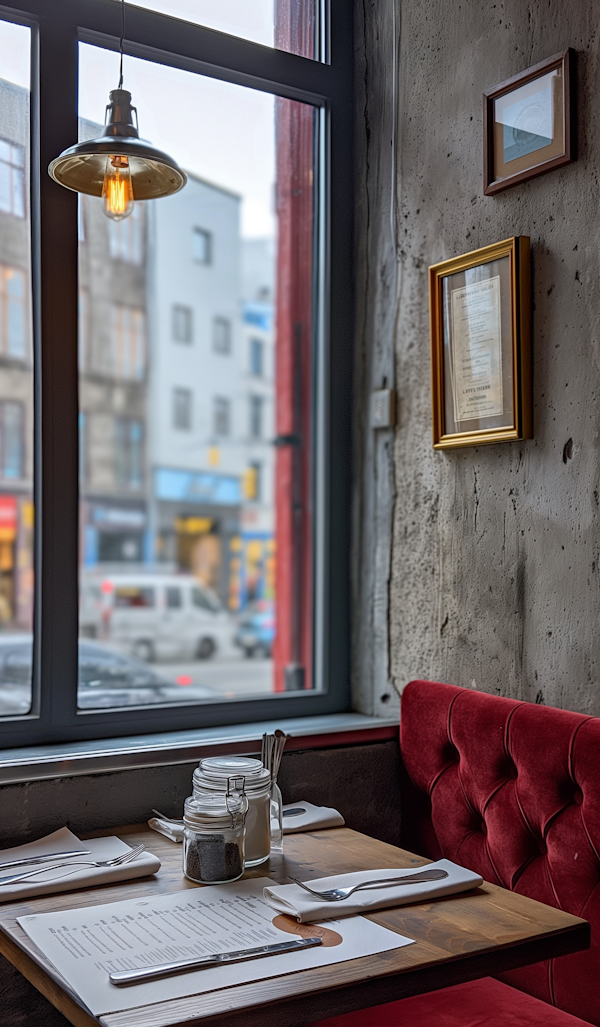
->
[118,0,125,88]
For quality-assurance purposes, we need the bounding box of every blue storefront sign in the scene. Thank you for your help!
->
[155,467,241,506]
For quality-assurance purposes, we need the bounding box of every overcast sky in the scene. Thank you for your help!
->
[0,4,285,238]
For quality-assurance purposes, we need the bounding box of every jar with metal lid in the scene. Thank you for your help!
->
[193,756,271,867]
[183,782,247,884]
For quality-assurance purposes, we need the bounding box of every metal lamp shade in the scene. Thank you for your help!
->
[48,89,187,200]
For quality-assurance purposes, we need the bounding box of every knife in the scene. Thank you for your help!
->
[109,937,323,985]
[0,850,91,872]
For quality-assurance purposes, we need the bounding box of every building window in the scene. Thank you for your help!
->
[0,266,27,359]
[109,204,144,265]
[249,337,264,376]
[249,395,263,439]
[77,198,85,242]
[192,227,212,264]
[0,139,25,218]
[213,316,231,354]
[213,396,230,437]
[172,304,193,343]
[78,288,89,371]
[173,388,193,430]
[78,412,86,485]
[115,419,143,490]
[0,401,24,479]
[110,305,146,380]
[244,461,262,501]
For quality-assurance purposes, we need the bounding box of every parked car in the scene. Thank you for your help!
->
[0,635,218,713]
[79,573,235,663]
[234,600,275,658]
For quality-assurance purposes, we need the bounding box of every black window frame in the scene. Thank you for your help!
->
[0,0,353,747]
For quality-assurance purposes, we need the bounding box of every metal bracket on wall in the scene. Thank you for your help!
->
[370,389,396,429]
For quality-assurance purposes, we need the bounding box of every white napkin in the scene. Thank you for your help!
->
[282,800,345,834]
[264,858,483,922]
[148,817,184,843]
[0,827,161,903]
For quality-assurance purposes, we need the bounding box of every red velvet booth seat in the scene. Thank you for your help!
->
[312,681,600,1027]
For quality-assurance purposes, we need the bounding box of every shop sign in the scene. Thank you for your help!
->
[155,468,241,506]
[92,505,146,528]
[0,496,17,541]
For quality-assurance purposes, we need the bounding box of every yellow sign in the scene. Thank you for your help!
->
[175,517,213,535]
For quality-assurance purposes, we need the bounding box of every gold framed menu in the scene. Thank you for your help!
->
[429,237,531,450]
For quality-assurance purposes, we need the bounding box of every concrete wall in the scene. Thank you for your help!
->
[354,0,600,716]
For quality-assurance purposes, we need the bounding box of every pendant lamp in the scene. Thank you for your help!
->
[48,0,186,220]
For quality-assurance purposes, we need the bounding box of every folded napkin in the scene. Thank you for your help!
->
[282,800,345,834]
[148,816,183,843]
[264,858,483,922]
[0,827,161,903]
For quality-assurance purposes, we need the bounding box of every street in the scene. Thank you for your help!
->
[159,652,273,698]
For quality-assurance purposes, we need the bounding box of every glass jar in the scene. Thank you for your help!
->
[270,780,284,854]
[193,756,271,867]
[182,787,247,885]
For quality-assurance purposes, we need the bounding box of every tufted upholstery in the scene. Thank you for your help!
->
[399,680,600,1024]
[312,681,598,1027]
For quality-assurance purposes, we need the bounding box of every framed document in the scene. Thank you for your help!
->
[429,237,531,450]
[484,50,575,195]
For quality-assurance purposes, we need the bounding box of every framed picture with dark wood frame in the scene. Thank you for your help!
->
[429,237,532,450]
[484,49,575,195]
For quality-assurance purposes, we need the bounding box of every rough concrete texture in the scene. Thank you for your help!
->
[354,0,600,714]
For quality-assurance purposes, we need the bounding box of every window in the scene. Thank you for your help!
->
[213,316,231,354]
[0,401,24,478]
[166,586,182,608]
[244,461,262,501]
[173,387,192,430]
[0,0,353,747]
[116,1,323,59]
[78,412,86,485]
[192,586,221,613]
[115,586,155,608]
[110,306,146,380]
[249,395,263,439]
[172,304,193,343]
[192,227,211,264]
[0,138,25,218]
[0,266,27,359]
[115,419,143,490]
[250,338,263,377]
[213,396,230,437]
[78,288,89,371]
[109,204,144,265]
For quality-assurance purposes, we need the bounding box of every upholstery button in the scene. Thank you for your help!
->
[481,820,487,834]
[573,789,583,805]
[509,765,518,780]
[538,840,547,855]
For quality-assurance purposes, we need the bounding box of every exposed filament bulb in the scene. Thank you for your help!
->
[102,154,134,220]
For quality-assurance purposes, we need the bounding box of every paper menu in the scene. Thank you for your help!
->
[17,878,414,1016]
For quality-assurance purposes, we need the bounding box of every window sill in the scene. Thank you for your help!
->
[0,713,399,785]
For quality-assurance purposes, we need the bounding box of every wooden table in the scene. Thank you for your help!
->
[0,824,589,1027]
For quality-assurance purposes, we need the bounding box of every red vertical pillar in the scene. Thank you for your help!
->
[273,2,314,692]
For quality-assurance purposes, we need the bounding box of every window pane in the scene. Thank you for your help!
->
[0,21,33,717]
[113,0,322,60]
[78,43,317,705]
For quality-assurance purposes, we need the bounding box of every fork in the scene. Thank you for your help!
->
[0,844,146,886]
[291,867,449,901]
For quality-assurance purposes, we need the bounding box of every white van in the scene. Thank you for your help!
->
[79,573,234,663]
